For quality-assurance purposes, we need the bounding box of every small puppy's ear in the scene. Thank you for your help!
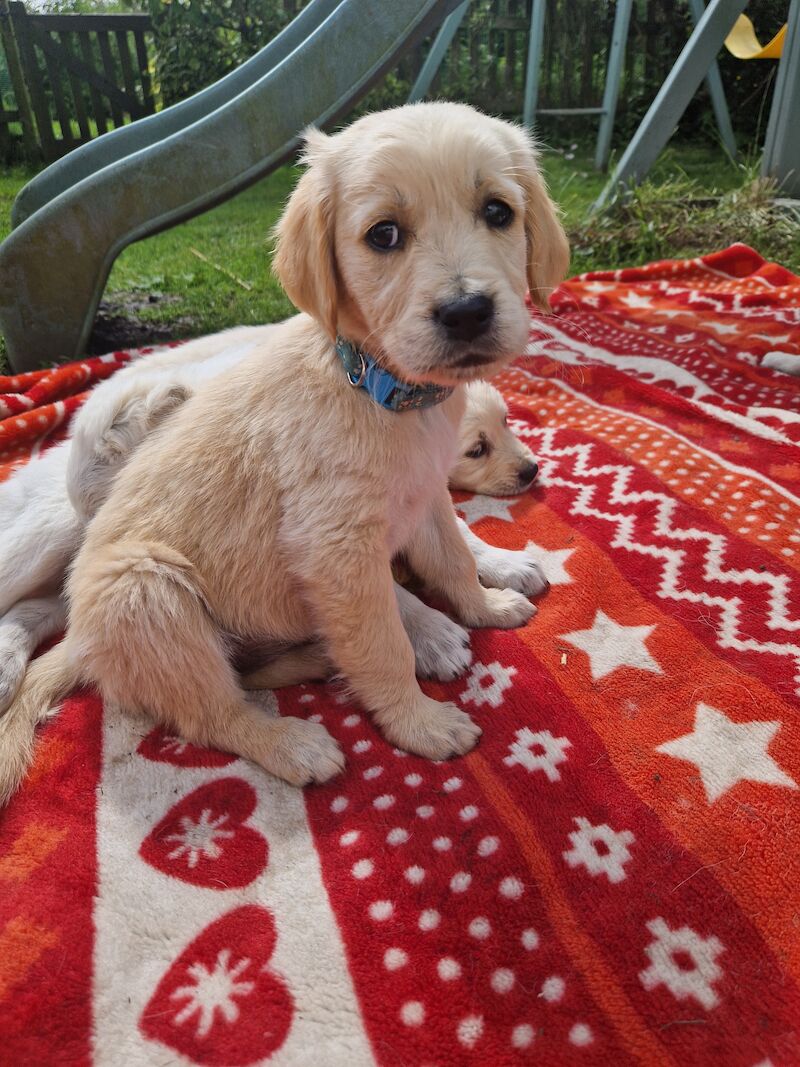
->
[273,129,339,338]
[504,125,570,313]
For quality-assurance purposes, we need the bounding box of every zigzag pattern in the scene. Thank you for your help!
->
[517,424,800,693]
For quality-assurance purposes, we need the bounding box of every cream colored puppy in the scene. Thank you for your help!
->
[1,102,568,800]
[450,379,537,495]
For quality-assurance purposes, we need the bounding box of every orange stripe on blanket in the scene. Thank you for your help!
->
[0,823,67,884]
[519,504,800,980]
[0,917,58,1002]
[25,735,74,788]
[496,369,800,573]
[467,750,676,1067]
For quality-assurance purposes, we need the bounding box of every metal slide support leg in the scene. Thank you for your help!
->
[687,0,737,160]
[762,0,800,196]
[408,0,469,102]
[593,0,748,211]
[523,0,546,128]
[594,0,634,171]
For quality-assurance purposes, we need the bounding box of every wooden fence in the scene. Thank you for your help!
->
[0,1,718,166]
[0,0,155,163]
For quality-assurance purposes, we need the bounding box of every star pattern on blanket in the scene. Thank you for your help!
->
[525,542,574,585]
[456,494,518,525]
[656,703,797,803]
[561,610,661,680]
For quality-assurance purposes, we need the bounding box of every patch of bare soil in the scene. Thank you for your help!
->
[86,291,196,354]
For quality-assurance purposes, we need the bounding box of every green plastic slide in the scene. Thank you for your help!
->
[0,0,460,372]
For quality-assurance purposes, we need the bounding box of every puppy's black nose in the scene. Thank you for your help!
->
[518,461,538,487]
[435,294,494,342]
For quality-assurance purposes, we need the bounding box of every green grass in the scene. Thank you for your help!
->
[1,140,798,375]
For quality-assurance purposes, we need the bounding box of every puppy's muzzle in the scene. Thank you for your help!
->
[434,293,494,343]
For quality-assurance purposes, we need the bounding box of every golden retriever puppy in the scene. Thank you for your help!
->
[451,380,537,495]
[0,102,568,800]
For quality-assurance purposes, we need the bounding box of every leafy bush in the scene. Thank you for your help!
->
[146,0,290,107]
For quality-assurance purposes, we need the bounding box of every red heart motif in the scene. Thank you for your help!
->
[140,905,293,1065]
[137,727,237,768]
[140,778,267,888]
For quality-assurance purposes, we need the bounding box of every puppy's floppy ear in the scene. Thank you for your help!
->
[273,128,339,338]
[503,124,570,313]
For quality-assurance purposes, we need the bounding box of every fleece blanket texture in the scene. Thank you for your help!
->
[0,244,798,1067]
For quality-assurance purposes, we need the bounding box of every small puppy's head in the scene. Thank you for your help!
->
[274,102,569,386]
[449,381,538,496]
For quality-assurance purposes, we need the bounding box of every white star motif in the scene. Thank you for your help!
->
[562,817,635,884]
[703,320,741,336]
[164,808,235,868]
[456,494,518,526]
[561,610,661,680]
[583,281,613,293]
[526,542,574,586]
[639,917,724,1011]
[619,291,653,309]
[461,661,517,708]
[504,727,571,782]
[171,948,256,1037]
[656,704,797,803]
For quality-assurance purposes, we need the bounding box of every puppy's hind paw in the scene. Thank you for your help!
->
[410,609,472,681]
[262,717,345,787]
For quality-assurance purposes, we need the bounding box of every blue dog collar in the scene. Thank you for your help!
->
[335,337,454,412]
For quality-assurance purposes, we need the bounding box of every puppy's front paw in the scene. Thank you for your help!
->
[463,587,536,630]
[383,697,481,760]
[408,607,472,681]
[263,717,345,786]
[477,545,549,598]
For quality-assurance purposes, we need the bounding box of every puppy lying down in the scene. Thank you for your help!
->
[0,334,541,713]
[0,101,568,801]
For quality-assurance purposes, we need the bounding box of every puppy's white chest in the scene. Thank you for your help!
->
[386,408,458,552]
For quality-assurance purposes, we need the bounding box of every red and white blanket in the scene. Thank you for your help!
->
[1,244,799,1066]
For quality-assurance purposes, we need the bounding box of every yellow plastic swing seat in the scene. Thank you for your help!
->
[724,13,786,59]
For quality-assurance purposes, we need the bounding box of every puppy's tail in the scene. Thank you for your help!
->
[0,640,78,806]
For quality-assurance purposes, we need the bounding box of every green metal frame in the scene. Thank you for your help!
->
[595,0,799,211]
[686,0,737,161]
[408,0,469,102]
[409,0,634,172]
[524,0,634,172]
[762,0,800,196]
[0,0,462,373]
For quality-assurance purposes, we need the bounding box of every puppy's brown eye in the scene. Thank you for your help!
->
[484,199,513,229]
[466,440,489,459]
[366,220,402,251]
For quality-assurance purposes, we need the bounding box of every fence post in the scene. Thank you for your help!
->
[522,0,546,127]
[0,0,39,160]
